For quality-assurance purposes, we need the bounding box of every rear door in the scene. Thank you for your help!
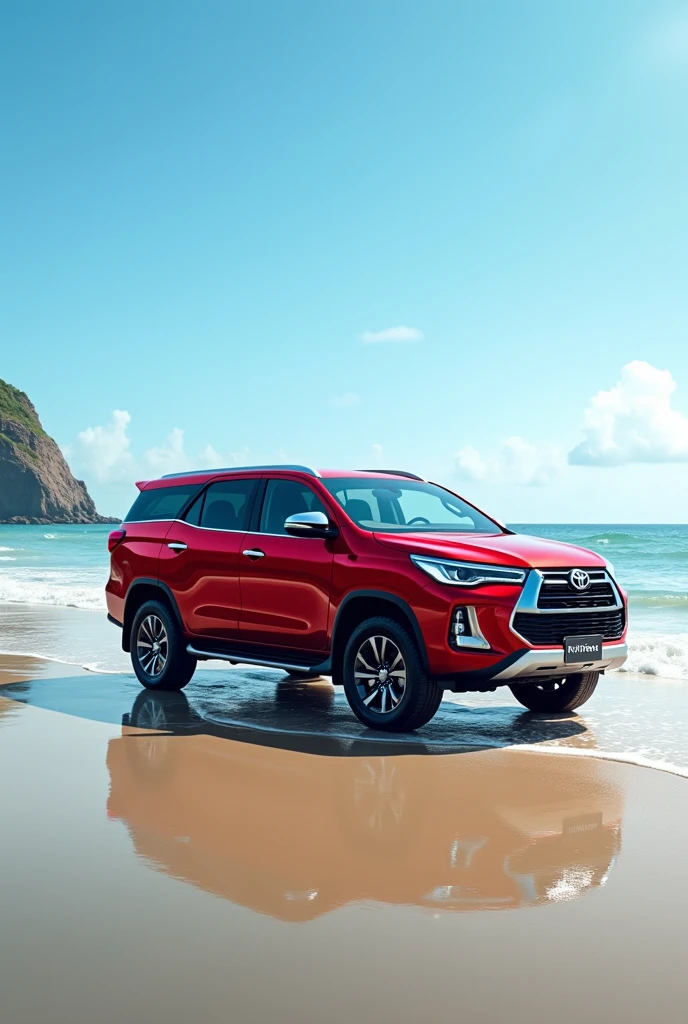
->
[238,477,335,651]
[113,484,202,621]
[160,476,260,641]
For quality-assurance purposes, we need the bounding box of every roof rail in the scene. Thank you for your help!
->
[358,469,425,481]
[162,464,321,480]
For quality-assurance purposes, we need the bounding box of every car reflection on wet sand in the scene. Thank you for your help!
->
[107,690,623,921]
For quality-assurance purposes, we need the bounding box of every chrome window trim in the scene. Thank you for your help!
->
[508,569,624,645]
[123,519,329,539]
[244,530,330,540]
[124,518,247,534]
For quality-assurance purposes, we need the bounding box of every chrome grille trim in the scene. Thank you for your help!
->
[537,569,617,609]
[509,569,625,647]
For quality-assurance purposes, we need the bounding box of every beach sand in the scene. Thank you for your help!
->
[2,648,688,1022]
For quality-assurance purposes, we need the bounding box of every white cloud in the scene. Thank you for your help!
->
[455,444,488,481]
[456,437,564,487]
[69,409,136,483]
[65,411,247,484]
[569,361,688,466]
[142,429,225,477]
[360,326,423,344]
[331,392,360,407]
[371,443,383,462]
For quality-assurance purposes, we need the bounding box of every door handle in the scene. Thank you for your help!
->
[242,548,265,560]
[167,542,187,551]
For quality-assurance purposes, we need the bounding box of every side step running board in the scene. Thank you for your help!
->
[186,644,331,676]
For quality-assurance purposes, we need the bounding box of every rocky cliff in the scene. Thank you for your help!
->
[0,378,118,524]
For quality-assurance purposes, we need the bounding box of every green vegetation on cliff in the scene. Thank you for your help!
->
[0,375,115,523]
[0,431,39,462]
[0,378,46,436]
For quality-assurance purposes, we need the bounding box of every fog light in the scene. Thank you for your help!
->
[450,606,491,651]
[453,608,468,638]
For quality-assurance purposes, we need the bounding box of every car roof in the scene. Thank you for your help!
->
[137,466,424,490]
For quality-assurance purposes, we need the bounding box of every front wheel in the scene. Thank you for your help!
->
[130,600,197,691]
[342,616,443,732]
[509,671,599,713]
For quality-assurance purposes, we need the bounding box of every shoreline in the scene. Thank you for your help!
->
[1,596,688,678]
[1,597,687,681]
[4,647,688,778]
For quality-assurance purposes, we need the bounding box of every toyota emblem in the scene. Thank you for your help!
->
[569,568,591,591]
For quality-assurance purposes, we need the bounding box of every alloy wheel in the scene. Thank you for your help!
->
[136,615,169,677]
[354,635,407,715]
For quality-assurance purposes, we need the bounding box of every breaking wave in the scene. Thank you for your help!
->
[0,570,106,610]
[619,632,688,680]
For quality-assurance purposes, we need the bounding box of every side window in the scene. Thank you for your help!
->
[199,479,258,532]
[259,479,328,535]
[183,490,205,526]
[333,487,382,527]
[124,485,200,523]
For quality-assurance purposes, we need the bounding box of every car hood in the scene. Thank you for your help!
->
[372,531,607,569]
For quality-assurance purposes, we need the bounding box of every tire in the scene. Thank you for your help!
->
[342,616,443,732]
[130,599,197,691]
[509,671,599,713]
[128,688,195,731]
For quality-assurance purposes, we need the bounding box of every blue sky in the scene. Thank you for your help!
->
[2,0,688,521]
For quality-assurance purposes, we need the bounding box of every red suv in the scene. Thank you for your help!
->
[106,466,628,731]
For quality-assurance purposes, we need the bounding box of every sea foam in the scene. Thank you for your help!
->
[619,632,688,680]
[0,572,105,610]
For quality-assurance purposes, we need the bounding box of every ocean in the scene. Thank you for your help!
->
[0,522,687,678]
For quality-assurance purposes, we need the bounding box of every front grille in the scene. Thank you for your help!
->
[513,609,625,646]
[537,570,617,610]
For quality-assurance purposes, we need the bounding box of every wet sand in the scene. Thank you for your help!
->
[2,656,688,1022]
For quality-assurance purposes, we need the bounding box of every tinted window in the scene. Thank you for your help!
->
[183,491,205,526]
[260,480,328,535]
[322,478,502,534]
[200,479,258,531]
[124,485,199,523]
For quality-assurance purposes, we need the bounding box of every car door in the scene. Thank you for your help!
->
[238,477,336,651]
[160,476,260,641]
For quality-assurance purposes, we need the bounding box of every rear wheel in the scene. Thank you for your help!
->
[509,671,599,713]
[343,616,443,732]
[130,600,197,691]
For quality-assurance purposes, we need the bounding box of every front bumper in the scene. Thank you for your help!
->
[492,642,628,682]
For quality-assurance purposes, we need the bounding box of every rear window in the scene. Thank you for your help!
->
[123,485,199,523]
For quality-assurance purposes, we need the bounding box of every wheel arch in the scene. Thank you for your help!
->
[330,590,430,685]
[122,579,184,652]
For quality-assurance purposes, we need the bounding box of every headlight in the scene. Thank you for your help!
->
[410,554,526,587]
[605,560,616,579]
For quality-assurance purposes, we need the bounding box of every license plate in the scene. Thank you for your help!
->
[564,634,603,663]
[563,812,603,836]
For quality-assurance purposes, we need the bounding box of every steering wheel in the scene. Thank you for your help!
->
[407,516,431,526]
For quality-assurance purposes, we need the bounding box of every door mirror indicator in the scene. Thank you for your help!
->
[284,511,338,539]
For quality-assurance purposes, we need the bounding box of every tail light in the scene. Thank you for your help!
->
[108,529,126,552]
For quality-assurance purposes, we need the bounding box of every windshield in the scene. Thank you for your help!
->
[322,478,503,534]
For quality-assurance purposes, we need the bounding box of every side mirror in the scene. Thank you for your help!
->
[284,511,338,539]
